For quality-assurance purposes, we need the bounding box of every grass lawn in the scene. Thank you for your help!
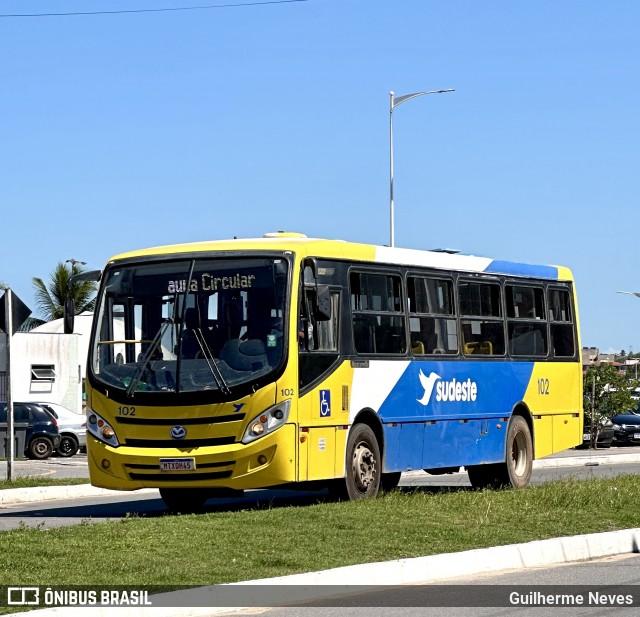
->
[0,477,88,490]
[1,475,639,590]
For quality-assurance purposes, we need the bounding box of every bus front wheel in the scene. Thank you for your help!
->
[160,488,209,513]
[344,424,381,500]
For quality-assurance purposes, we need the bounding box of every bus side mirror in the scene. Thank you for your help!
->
[64,269,100,334]
[64,299,75,334]
[314,285,331,321]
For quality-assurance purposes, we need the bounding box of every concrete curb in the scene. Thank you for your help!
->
[11,528,640,616]
[533,451,640,469]
[0,485,156,507]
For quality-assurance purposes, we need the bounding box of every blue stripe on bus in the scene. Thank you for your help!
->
[483,260,559,279]
[378,361,535,472]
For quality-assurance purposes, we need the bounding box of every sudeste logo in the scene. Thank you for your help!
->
[417,369,478,406]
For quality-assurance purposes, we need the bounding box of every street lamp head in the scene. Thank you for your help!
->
[389,86,455,247]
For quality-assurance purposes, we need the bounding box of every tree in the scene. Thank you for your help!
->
[583,364,638,448]
[33,261,97,322]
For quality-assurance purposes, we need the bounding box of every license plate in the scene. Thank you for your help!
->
[633,433,640,440]
[583,433,591,441]
[160,458,196,472]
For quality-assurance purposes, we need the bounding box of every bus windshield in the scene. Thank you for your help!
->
[90,256,289,396]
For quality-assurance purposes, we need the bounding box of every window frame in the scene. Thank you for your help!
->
[30,364,56,383]
[407,273,459,356]
[458,278,506,357]
[505,283,549,358]
[349,269,408,356]
[547,285,578,359]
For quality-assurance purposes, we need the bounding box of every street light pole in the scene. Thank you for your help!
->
[389,88,455,247]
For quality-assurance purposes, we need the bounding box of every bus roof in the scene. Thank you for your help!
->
[107,232,571,281]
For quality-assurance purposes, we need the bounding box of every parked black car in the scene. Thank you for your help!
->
[0,402,61,459]
[611,410,640,446]
[577,418,615,449]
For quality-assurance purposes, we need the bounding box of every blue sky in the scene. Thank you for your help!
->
[1,0,638,353]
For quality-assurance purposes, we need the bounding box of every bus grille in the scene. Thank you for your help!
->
[115,413,245,426]
[123,437,236,448]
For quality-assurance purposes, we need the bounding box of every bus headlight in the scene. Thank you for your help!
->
[242,400,291,444]
[87,408,120,447]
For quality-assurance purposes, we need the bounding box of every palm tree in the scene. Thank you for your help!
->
[33,261,97,322]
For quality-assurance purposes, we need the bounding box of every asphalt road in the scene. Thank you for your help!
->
[1,453,90,481]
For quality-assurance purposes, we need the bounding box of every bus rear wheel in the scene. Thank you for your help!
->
[160,488,209,513]
[466,463,501,489]
[467,416,533,490]
[500,415,533,488]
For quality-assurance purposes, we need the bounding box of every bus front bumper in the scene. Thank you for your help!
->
[87,424,297,492]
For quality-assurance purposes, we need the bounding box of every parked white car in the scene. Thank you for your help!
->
[35,402,87,457]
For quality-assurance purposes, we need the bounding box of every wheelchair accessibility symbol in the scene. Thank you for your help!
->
[319,390,331,417]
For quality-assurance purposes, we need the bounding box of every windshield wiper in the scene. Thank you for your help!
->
[191,328,231,395]
[126,318,172,398]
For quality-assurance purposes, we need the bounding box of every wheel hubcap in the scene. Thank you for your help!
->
[352,441,376,492]
[511,431,527,476]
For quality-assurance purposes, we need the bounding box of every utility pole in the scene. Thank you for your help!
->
[6,290,14,480]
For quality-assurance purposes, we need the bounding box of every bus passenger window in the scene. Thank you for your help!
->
[408,276,457,355]
[459,281,504,356]
[548,288,575,357]
[506,285,548,358]
[350,272,406,355]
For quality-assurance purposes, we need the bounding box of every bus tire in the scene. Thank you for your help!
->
[499,415,533,488]
[344,424,381,500]
[159,488,208,513]
[467,416,533,490]
[466,463,501,490]
[380,472,402,492]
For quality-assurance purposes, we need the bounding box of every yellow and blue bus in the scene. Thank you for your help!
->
[74,233,582,511]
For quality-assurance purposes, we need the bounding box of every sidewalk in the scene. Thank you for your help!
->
[533,445,640,468]
[1,447,639,507]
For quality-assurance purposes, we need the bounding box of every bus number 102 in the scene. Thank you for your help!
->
[537,378,550,395]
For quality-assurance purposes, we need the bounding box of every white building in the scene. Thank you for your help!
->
[0,312,93,414]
